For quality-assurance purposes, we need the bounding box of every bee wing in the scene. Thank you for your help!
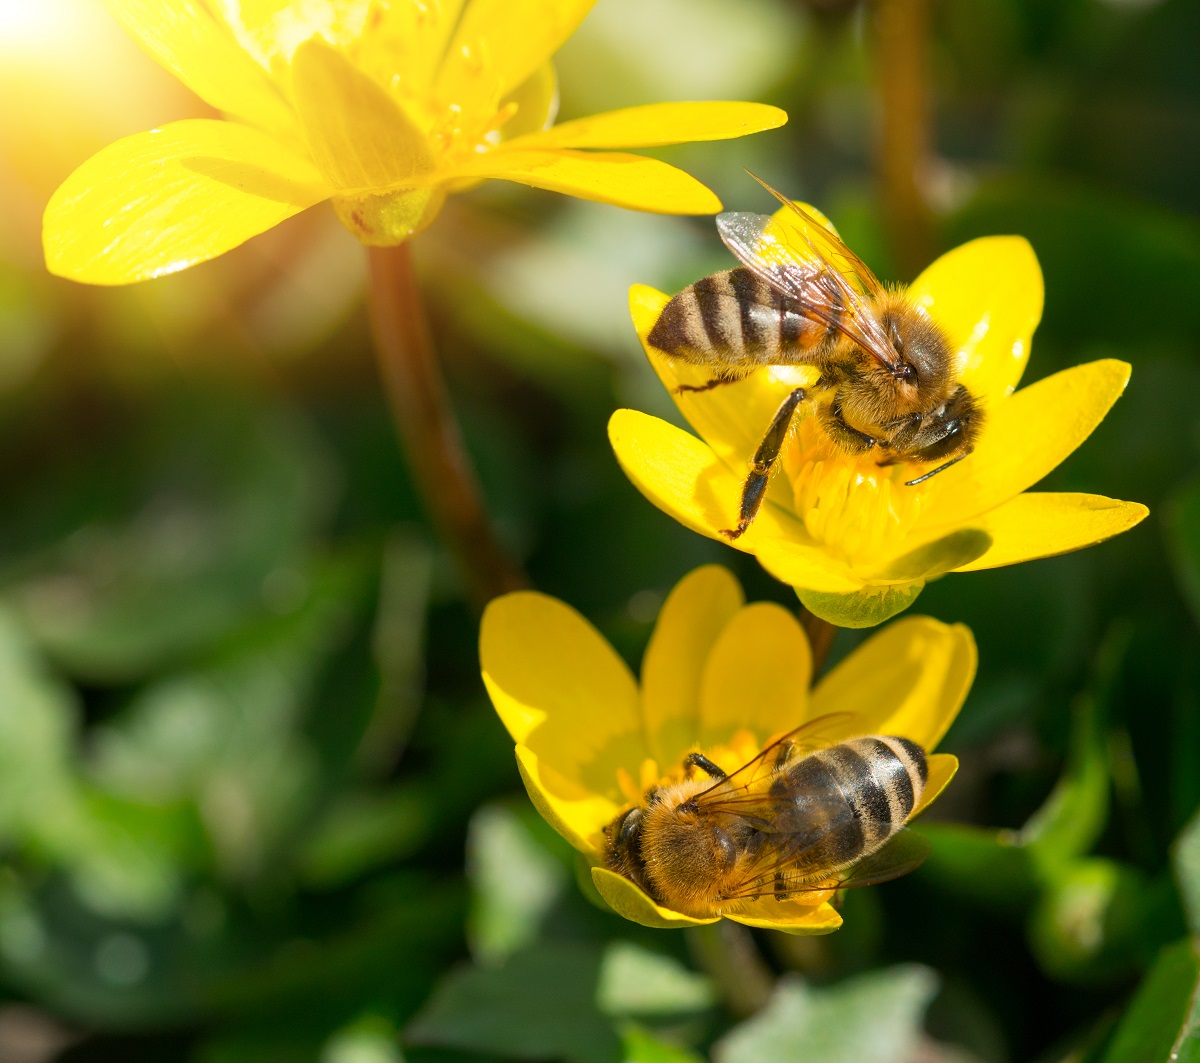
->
[715,207,901,375]
[721,829,932,902]
[694,712,863,800]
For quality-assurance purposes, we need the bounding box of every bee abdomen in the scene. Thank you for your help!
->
[782,735,928,873]
[647,268,824,368]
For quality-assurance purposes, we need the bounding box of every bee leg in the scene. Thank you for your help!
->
[721,387,807,540]
[683,752,728,780]
[772,740,795,771]
[821,405,877,453]
[673,373,742,395]
[774,871,791,902]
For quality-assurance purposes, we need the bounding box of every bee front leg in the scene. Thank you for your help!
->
[683,752,728,780]
[722,387,806,540]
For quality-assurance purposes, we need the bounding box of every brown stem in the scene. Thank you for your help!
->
[686,922,774,1018]
[799,608,837,678]
[366,243,528,606]
[873,0,936,277]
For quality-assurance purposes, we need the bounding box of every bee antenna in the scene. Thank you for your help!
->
[905,452,968,487]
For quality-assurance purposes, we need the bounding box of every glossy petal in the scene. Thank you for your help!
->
[608,408,752,544]
[446,150,721,214]
[810,617,976,751]
[728,898,843,935]
[213,0,370,66]
[517,746,618,855]
[954,493,1150,572]
[749,535,868,595]
[697,603,811,750]
[916,359,1132,530]
[873,528,992,582]
[480,592,646,801]
[439,0,596,101]
[913,754,958,817]
[43,120,330,285]
[591,867,718,928]
[106,0,294,130]
[641,566,744,766]
[515,101,787,150]
[290,37,432,191]
[908,236,1043,404]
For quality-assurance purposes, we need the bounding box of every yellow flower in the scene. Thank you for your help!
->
[42,0,786,285]
[609,208,1149,627]
[480,564,974,933]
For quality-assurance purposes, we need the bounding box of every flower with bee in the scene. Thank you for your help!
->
[609,185,1148,627]
[480,565,974,932]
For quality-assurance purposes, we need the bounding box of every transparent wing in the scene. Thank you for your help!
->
[692,712,863,802]
[716,196,900,374]
[721,829,932,903]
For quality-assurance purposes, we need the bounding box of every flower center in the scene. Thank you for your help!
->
[779,420,928,566]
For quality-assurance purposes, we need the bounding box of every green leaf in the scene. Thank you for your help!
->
[1098,938,1200,1063]
[714,966,939,1063]
[914,823,1039,914]
[795,581,925,629]
[597,942,715,1017]
[405,942,620,1063]
[1167,475,1200,626]
[466,803,571,966]
[619,1025,705,1063]
[1172,807,1200,936]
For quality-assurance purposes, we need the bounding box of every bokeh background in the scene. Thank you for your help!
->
[1,0,1199,1060]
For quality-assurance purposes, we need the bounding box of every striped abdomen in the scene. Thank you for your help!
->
[647,267,833,372]
[770,735,927,882]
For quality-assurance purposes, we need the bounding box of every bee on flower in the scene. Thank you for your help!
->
[609,191,1149,627]
[41,0,787,285]
[480,565,974,932]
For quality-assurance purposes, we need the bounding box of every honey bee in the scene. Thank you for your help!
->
[603,715,931,919]
[647,176,983,539]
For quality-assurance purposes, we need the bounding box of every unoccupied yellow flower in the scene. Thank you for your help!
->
[42,0,786,286]
[609,209,1149,628]
[480,565,974,933]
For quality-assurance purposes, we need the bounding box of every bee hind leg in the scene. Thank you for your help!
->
[774,871,791,902]
[722,387,807,540]
[674,374,740,395]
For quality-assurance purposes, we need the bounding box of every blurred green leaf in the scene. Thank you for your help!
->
[466,803,571,967]
[915,823,1038,913]
[406,942,620,1063]
[320,1015,404,1063]
[597,942,715,1018]
[1,400,335,682]
[714,966,939,1063]
[1172,807,1200,935]
[619,1025,705,1063]
[1097,937,1200,1063]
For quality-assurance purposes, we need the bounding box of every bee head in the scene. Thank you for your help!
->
[884,308,953,394]
[899,385,983,483]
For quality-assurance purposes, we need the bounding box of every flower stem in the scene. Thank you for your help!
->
[686,922,774,1018]
[799,608,837,678]
[366,243,529,606]
[873,0,936,277]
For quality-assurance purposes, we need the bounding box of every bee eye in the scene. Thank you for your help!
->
[889,321,905,355]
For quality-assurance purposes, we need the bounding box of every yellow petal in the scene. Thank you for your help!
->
[591,867,718,929]
[728,898,843,935]
[608,408,751,544]
[438,0,595,103]
[43,119,330,285]
[105,0,295,131]
[912,754,958,817]
[631,284,822,468]
[290,36,432,191]
[810,616,976,751]
[641,566,745,766]
[916,359,1132,530]
[749,535,867,595]
[516,745,617,855]
[908,235,1043,404]
[514,101,788,150]
[697,603,811,751]
[954,493,1149,572]
[446,150,721,214]
[480,591,647,801]
[872,528,992,582]
[212,0,370,66]
[500,62,560,141]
